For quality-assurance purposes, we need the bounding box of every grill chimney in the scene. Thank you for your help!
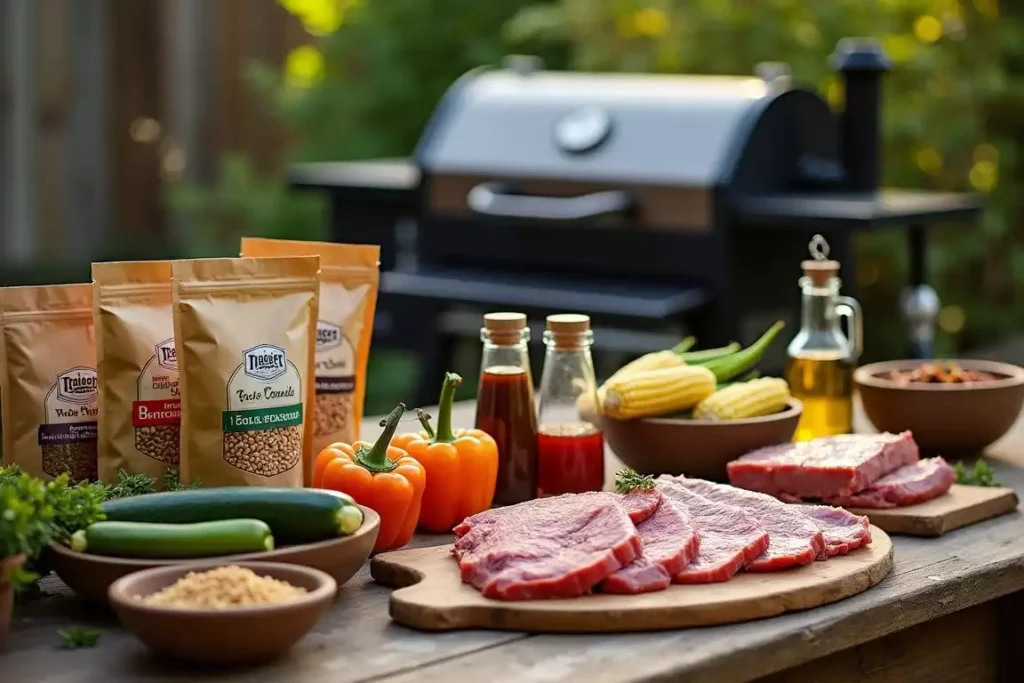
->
[831,38,891,192]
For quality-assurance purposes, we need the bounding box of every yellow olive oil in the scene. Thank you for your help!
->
[785,351,854,441]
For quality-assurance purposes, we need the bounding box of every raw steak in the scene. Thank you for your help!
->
[600,498,701,594]
[824,457,955,509]
[727,432,920,499]
[798,505,872,558]
[656,481,769,584]
[452,491,662,600]
[666,477,824,571]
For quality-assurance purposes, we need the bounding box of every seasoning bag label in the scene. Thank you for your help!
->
[239,238,379,455]
[0,283,98,481]
[222,344,304,477]
[173,256,320,487]
[93,260,180,485]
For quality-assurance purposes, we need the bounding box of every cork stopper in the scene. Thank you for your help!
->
[802,234,840,286]
[546,313,591,349]
[483,312,527,345]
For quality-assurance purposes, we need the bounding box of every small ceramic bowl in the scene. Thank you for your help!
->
[855,359,1024,456]
[603,398,803,481]
[109,561,335,664]
[51,505,378,605]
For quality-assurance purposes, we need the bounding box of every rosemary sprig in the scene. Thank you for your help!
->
[615,468,656,493]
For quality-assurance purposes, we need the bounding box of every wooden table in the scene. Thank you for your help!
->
[7,402,1024,683]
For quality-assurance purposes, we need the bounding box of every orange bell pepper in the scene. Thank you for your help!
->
[313,403,426,553]
[392,372,498,533]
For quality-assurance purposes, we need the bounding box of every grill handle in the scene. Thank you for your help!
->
[466,183,632,222]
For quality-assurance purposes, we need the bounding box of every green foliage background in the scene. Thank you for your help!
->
[165,0,1024,412]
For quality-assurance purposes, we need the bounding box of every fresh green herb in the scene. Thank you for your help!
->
[164,467,201,491]
[615,469,656,493]
[46,476,107,542]
[0,464,25,487]
[954,458,999,487]
[103,470,158,500]
[57,626,100,649]
[0,472,55,589]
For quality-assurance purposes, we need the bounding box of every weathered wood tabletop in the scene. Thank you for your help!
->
[7,401,1024,683]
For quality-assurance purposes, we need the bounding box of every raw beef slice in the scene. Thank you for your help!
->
[666,477,824,571]
[727,431,920,500]
[824,457,955,509]
[452,491,661,600]
[655,481,770,584]
[600,498,701,594]
[798,505,872,558]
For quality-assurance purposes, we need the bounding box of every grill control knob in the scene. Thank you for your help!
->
[555,107,613,155]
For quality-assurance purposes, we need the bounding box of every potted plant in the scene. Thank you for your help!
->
[0,467,55,647]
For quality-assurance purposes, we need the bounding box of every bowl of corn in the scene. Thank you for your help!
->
[590,323,801,480]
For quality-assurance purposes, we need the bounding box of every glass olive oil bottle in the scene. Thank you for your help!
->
[785,235,863,441]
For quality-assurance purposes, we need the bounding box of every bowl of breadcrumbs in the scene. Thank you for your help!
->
[108,562,337,664]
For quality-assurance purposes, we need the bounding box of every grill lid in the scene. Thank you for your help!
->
[416,65,772,187]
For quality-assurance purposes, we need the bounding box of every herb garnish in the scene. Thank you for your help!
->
[615,469,656,493]
[58,627,100,649]
[953,458,1000,487]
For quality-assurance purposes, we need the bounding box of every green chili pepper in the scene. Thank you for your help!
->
[679,342,741,363]
[700,322,785,383]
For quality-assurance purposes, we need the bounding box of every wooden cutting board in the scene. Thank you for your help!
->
[844,484,1019,537]
[370,526,893,633]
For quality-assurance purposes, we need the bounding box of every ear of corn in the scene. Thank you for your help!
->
[587,350,688,415]
[693,377,791,420]
[602,365,716,420]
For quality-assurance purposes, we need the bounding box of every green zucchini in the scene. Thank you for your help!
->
[100,488,363,545]
[71,519,273,558]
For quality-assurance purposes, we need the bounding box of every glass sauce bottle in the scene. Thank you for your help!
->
[785,235,863,441]
[536,314,604,496]
[475,312,539,505]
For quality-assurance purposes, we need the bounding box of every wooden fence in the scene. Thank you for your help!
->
[0,0,307,269]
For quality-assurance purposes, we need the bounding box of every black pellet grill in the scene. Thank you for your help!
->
[291,38,982,407]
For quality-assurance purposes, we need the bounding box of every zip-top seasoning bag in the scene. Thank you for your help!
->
[240,238,379,454]
[172,256,320,487]
[0,284,98,481]
[93,260,180,485]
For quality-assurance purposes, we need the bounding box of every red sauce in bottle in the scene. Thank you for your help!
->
[475,366,538,505]
[537,422,604,496]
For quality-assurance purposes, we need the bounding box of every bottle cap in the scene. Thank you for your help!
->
[546,313,591,348]
[802,234,840,285]
[483,312,527,345]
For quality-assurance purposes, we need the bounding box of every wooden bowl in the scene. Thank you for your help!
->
[51,506,378,605]
[855,359,1024,456]
[109,561,335,664]
[603,398,803,481]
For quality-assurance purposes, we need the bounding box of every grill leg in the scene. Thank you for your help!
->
[900,224,939,359]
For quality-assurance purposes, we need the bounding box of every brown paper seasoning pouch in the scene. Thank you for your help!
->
[0,284,98,481]
[240,238,379,455]
[172,256,320,487]
[93,260,179,485]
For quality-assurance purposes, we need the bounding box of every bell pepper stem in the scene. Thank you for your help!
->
[417,409,436,439]
[433,372,462,444]
[356,403,406,473]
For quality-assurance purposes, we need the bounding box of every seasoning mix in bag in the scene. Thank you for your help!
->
[93,260,179,485]
[0,284,98,481]
[172,256,320,487]
[240,238,379,454]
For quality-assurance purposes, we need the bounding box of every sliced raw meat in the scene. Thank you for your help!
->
[727,431,920,499]
[600,499,701,594]
[655,481,769,584]
[452,490,660,538]
[666,477,824,571]
[798,505,872,558]
[452,491,660,600]
[824,457,955,509]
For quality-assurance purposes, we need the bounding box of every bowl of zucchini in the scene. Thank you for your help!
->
[51,488,378,605]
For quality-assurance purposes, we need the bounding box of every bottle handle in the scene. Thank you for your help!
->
[835,296,863,359]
